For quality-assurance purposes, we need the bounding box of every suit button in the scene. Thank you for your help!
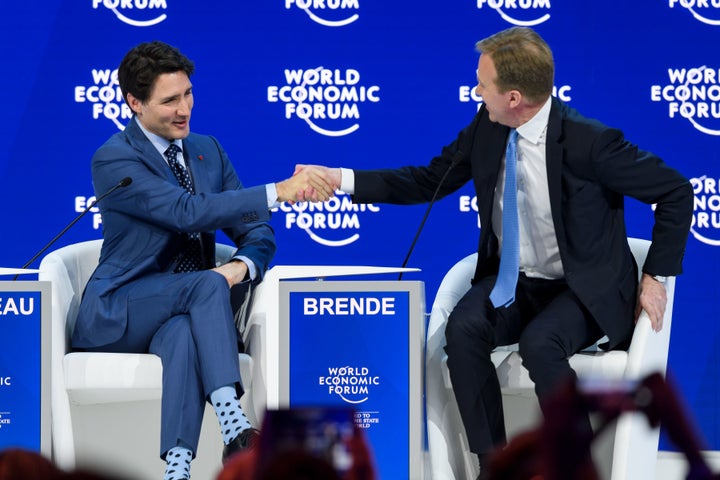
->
[242,212,259,223]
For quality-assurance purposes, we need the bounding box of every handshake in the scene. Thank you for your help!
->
[275,164,342,203]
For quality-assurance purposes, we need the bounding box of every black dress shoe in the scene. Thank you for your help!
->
[222,428,260,464]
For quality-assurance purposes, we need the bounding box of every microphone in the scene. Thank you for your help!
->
[398,151,464,281]
[13,177,132,280]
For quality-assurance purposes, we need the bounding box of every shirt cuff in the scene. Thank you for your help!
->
[232,255,258,281]
[266,183,279,208]
[340,168,355,194]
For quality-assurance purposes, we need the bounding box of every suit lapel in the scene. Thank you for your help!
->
[473,115,510,268]
[182,136,211,193]
[124,118,212,193]
[181,135,215,263]
[546,98,567,249]
[476,115,508,220]
[124,117,179,185]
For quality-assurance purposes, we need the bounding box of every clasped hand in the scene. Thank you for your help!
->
[276,165,339,203]
[213,260,248,288]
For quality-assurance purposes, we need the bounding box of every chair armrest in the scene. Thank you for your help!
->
[624,276,675,380]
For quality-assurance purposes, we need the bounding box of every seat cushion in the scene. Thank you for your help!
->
[490,350,628,394]
[64,352,253,405]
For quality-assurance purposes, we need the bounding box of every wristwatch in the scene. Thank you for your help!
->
[651,274,667,284]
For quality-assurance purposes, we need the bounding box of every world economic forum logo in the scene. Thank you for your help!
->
[92,0,168,27]
[318,366,379,404]
[274,192,381,247]
[285,0,359,27]
[651,65,720,136]
[689,175,720,246]
[669,0,720,26]
[74,68,131,131]
[476,0,551,26]
[267,66,380,137]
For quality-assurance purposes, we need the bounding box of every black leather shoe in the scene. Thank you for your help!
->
[222,428,260,464]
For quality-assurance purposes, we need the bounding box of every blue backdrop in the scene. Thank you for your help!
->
[2,0,719,453]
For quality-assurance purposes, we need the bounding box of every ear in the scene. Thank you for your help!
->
[507,90,522,108]
[126,92,143,115]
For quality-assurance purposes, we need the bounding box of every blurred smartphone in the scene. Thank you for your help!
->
[256,407,360,478]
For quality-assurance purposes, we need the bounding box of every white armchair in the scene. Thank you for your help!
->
[425,237,676,480]
[38,239,253,479]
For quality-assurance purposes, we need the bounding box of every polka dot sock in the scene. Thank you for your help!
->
[164,446,192,480]
[210,385,252,444]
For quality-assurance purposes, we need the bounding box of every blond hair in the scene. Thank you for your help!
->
[476,27,554,105]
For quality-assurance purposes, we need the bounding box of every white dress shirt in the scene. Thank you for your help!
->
[493,97,563,279]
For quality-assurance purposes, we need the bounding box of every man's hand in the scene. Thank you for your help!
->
[635,273,667,332]
[213,260,248,288]
[276,165,339,203]
[292,165,343,202]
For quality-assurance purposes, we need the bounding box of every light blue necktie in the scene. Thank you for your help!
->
[490,129,519,308]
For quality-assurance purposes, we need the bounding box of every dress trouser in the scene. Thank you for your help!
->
[85,270,243,458]
[444,273,604,456]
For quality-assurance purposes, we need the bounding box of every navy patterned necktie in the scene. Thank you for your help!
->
[165,143,204,272]
[490,129,520,308]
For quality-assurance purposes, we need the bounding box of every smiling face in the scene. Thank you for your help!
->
[127,71,193,140]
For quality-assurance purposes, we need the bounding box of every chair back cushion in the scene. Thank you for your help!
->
[39,240,103,350]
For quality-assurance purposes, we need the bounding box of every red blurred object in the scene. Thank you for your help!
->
[488,372,720,480]
[0,449,60,480]
[218,407,376,480]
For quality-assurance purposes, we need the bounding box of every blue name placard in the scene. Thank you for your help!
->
[280,281,424,480]
[0,282,50,454]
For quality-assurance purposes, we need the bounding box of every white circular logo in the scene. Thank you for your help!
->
[476,0,551,26]
[689,175,720,246]
[92,0,168,27]
[275,193,381,247]
[75,68,131,131]
[318,366,379,404]
[669,0,720,26]
[651,66,720,136]
[267,66,380,137]
[285,0,359,27]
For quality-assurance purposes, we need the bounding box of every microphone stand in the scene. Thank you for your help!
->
[12,177,132,280]
[398,151,464,280]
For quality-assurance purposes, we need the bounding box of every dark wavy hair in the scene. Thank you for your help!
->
[118,40,195,106]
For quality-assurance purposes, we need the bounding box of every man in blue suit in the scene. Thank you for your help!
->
[73,41,336,480]
[298,27,694,479]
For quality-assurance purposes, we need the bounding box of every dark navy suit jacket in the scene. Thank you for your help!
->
[353,98,693,349]
[73,116,276,348]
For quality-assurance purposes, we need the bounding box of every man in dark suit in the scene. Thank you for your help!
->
[73,41,336,480]
[297,27,693,479]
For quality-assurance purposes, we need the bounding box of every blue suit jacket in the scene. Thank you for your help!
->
[73,117,276,348]
[353,98,693,349]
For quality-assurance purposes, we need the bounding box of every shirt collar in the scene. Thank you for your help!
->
[516,96,552,144]
[135,117,182,157]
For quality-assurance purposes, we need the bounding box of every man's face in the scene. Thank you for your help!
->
[475,54,511,125]
[128,71,193,140]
